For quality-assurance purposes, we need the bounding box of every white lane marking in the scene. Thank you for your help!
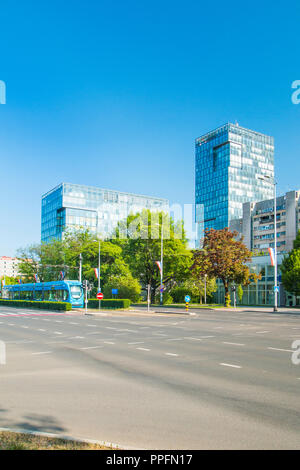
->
[79,346,104,350]
[268,347,293,352]
[70,336,85,339]
[137,347,150,351]
[200,335,215,338]
[69,322,79,325]
[152,333,168,336]
[140,327,150,329]
[54,331,62,335]
[166,338,182,341]
[165,353,178,356]
[55,320,63,323]
[32,351,52,355]
[21,326,29,329]
[184,337,203,341]
[223,342,245,346]
[38,329,46,332]
[105,327,117,330]
[43,319,50,321]
[8,323,15,326]
[220,363,242,369]
[104,341,115,345]
[214,326,224,329]
[87,324,97,327]
[128,341,144,345]
[256,331,270,334]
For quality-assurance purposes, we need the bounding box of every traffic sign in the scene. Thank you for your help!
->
[96,292,104,299]
[185,295,191,303]
[274,286,279,293]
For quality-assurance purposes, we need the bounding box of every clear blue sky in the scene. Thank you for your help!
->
[0,0,299,255]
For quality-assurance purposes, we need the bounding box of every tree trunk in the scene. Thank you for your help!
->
[223,279,230,307]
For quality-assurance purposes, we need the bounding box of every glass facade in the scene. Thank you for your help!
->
[41,183,169,243]
[195,123,274,245]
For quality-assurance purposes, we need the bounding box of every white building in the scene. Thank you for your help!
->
[0,256,21,278]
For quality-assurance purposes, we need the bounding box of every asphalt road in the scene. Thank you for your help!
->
[0,306,300,449]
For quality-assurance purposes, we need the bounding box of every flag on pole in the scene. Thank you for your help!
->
[155,261,162,274]
[94,268,99,279]
[18,279,22,284]
[60,271,65,280]
[34,274,38,282]
[268,247,275,267]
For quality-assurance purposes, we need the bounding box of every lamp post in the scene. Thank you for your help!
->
[257,175,278,312]
[160,224,163,306]
[93,239,101,310]
[204,274,207,305]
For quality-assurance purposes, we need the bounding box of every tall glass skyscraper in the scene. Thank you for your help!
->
[195,123,274,245]
[41,183,169,243]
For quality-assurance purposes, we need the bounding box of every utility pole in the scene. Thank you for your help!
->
[160,224,163,306]
[98,239,101,311]
[79,253,82,283]
[273,182,278,311]
[257,175,278,312]
[204,274,207,304]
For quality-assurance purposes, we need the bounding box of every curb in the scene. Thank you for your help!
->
[0,427,138,450]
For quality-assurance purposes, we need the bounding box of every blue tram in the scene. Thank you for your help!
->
[2,280,84,308]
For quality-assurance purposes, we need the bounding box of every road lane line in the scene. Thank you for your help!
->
[220,363,242,369]
[256,331,270,334]
[223,342,245,346]
[137,347,150,351]
[165,353,178,356]
[268,347,293,352]
[104,341,115,345]
[128,341,144,345]
[31,351,52,355]
[79,346,104,350]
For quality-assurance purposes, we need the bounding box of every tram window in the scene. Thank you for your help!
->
[43,291,50,301]
[70,286,82,299]
[55,290,68,301]
[35,290,43,301]
[13,292,19,300]
[20,291,33,300]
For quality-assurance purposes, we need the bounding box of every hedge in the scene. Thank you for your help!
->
[88,299,131,309]
[0,299,72,311]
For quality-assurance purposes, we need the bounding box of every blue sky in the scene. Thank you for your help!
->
[0,0,299,255]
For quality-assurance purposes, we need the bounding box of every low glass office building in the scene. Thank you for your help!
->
[41,183,169,243]
[195,123,274,246]
[212,253,299,307]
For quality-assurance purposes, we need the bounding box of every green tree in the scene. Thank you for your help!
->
[191,228,254,307]
[281,231,300,296]
[17,229,138,296]
[237,284,244,304]
[113,210,192,303]
[102,275,141,302]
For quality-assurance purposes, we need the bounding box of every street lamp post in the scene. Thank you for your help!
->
[258,175,278,312]
[160,224,163,306]
[98,239,101,310]
[204,274,207,305]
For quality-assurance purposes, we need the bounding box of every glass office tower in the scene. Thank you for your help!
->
[41,183,169,243]
[195,123,274,246]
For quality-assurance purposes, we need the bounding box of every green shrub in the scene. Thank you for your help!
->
[154,291,173,305]
[102,276,141,302]
[0,300,72,311]
[169,287,197,303]
[88,299,131,309]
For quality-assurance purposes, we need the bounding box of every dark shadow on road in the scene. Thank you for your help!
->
[0,410,67,433]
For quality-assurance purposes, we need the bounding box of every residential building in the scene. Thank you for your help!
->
[0,256,21,278]
[230,189,300,253]
[41,183,169,243]
[195,123,274,246]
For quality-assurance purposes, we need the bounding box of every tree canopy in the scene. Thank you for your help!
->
[191,228,253,306]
